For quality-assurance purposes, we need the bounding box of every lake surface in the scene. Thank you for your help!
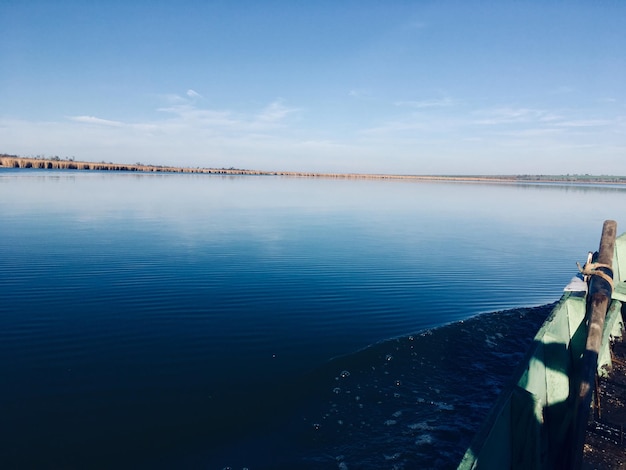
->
[1,169,625,468]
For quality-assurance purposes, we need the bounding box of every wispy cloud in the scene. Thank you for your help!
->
[471,107,619,132]
[490,128,562,137]
[554,119,613,128]
[186,89,202,99]
[257,100,296,123]
[472,107,553,125]
[349,89,371,98]
[157,104,239,128]
[69,116,124,127]
[360,113,460,135]
[5,87,624,175]
[359,101,623,150]
[160,93,189,104]
[63,93,299,141]
[155,99,297,132]
[394,97,454,108]
[538,113,562,122]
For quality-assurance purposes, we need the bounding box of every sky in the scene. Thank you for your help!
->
[1,1,624,175]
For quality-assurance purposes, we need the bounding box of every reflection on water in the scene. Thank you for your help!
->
[1,169,625,467]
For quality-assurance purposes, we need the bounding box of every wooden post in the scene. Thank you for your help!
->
[571,219,617,469]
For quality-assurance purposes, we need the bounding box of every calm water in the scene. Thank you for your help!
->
[1,169,625,468]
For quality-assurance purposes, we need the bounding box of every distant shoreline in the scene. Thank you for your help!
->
[2,154,626,185]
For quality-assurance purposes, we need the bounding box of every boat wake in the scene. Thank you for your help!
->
[208,303,555,470]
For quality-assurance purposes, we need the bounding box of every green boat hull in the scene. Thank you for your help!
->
[458,232,626,469]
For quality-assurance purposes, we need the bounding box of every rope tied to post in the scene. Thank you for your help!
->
[577,260,614,290]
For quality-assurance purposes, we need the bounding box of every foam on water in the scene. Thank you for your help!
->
[254,303,556,470]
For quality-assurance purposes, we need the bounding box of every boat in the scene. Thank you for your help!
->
[458,220,626,469]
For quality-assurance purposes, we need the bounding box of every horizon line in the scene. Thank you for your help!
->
[1,154,625,183]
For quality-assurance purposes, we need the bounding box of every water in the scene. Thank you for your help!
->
[1,169,624,468]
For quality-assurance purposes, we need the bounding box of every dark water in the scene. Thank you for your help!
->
[1,170,624,468]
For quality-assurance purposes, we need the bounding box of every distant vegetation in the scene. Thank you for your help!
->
[2,153,626,184]
[512,174,626,183]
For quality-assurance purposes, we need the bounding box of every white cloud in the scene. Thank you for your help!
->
[69,115,124,127]
[491,128,562,137]
[160,93,188,104]
[471,107,553,125]
[256,100,296,123]
[157,104,239,128]
[3,88,625,175]
[154,99,297,133]
[186,89,202,99]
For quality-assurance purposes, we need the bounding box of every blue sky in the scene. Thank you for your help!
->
[1,1,624,174]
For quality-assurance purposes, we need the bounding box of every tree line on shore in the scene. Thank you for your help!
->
[2,153,626,184]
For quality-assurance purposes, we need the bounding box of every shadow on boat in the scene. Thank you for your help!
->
[460,291,625,470]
